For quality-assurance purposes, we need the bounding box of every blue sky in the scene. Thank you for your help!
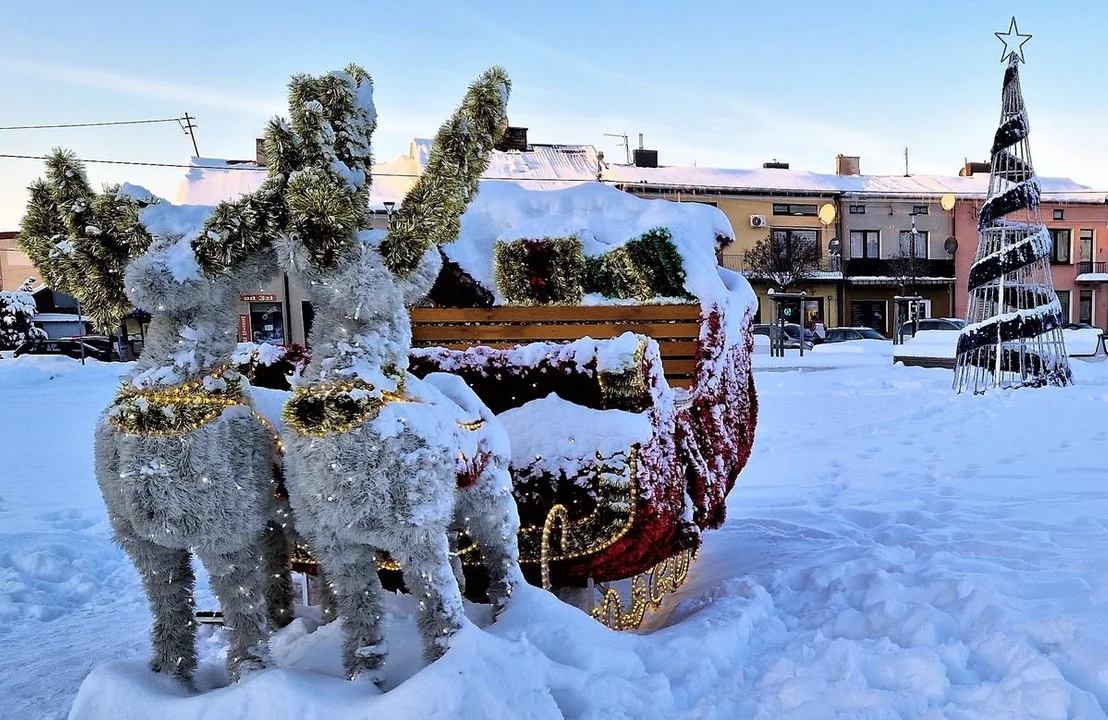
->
[2,0,1105,228]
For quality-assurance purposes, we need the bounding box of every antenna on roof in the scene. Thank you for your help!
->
[904,146,909,177]
[604,133,630,164]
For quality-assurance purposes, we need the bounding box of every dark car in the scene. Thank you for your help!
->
[14,336,121,362]
[823,327,889,343]
[753,323,814,350]
[898,317,966,339]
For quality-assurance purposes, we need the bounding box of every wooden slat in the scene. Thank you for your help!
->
[669,378,693,389]
[661,359,698,376]
[413,339,701,358]
[413,322,701,343]
[411,304,700,324]
[657,341,699,358]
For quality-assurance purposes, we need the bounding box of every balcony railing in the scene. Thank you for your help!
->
[1076,261,1107,276]
[718,255,842,276]
[842,258,955,278]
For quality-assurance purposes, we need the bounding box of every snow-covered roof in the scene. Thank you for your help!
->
[174,158,413,208]
[606,164,1105,203]
[409,137,599,188]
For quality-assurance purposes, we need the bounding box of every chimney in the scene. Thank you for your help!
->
[959,161,991,177]
[763,160,790,170]
[494,125,528,152]
[835,154,860,175]
[255,138,268,167]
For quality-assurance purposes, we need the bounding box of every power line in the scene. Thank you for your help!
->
[0,117,187,131]
[1,151,1106,196]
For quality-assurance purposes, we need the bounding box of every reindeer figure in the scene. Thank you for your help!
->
[19,156,295,685]
[251,65,522,683]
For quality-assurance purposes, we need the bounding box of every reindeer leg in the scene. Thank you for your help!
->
[393,531,466,663]
[195,543,270,682]
[458,465,522,616]
[118,531,198,682]
[313,541,388,683]
[260,520,293,629]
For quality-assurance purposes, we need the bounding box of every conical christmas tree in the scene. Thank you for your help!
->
[953,26,1071,394]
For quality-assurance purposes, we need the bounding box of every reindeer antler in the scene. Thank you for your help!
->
[193,67,377,275]
[380,66,511,277]
[17,149,152,329]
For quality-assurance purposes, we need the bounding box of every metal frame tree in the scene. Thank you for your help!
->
[953,18,1072,393]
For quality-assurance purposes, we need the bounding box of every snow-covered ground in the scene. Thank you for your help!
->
[4,350,1108,718]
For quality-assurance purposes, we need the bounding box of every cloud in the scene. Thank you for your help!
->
[0,56,282,115]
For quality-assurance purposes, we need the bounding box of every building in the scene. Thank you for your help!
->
[0,231,37,291]
[610,149,1097,335]
[179,128,601,346]
[952,165,1108,327]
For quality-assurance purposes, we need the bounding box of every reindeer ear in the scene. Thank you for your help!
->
[379,65,511,278]
[18,150,154,330]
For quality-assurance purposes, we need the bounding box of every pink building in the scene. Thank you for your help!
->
[954,198,1108,327]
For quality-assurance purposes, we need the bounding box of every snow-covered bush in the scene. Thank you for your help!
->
[0,277,41,349]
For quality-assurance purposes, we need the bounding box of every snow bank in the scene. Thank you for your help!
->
[895,330,960,359]
[1064,327,1104,356]
[13,356,1108,717]
[448,181,754,319]
[497,393,652,477]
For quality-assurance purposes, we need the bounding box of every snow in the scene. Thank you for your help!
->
[606,162,1099,201]
[497,393,652,476]
[10,353,1108,717]
[448,181,753,324]
[891,328,1104,359]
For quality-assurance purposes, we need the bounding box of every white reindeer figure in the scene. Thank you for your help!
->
[20,155,295,685]
[263,65,523,682]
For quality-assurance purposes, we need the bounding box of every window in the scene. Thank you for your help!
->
[1049,229,1072,264]
[771,228,820,260]
[1079,229,1095,263]
[897,230,929,258]
[249,302,285,345]
[1056,290,1071,322]
[1053,209,1065,220]
[1079,290,1094,325]
[912,205,930,215]
[849,230,880,259]
[849,204,866,214]
[772,203,818,216]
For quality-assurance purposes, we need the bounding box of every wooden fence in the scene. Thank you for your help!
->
[410,304,704,388]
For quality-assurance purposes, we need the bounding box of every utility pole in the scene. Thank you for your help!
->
[181,113,200,157]
[904,147,909,176]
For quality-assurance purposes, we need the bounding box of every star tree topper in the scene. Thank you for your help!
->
[995,16,1032,63]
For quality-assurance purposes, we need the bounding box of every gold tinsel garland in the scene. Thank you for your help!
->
[589,547,695,631]
[282,374,409,438]
[107,365,246,437]
[518,445,639,565]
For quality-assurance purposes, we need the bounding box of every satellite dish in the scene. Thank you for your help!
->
[944,236,959,254]
[828,238,841,256]
[940,193,956,211]
[818,203,836,226]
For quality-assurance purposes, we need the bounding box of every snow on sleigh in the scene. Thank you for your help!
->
[401,182,759,629]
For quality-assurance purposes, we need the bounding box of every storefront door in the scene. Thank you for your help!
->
[851,300,888,334]
[250,302,286,345]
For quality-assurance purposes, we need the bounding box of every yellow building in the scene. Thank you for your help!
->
[611,181,844,328]
[0,231,37,291]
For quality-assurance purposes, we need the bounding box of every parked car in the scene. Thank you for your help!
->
[898,317,966,339]
[753,323,814,351]
[823,327,889,343]
[13,335,121,362]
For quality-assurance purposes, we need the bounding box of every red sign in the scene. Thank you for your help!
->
[237,314,250,342]
[241,293,278,303]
